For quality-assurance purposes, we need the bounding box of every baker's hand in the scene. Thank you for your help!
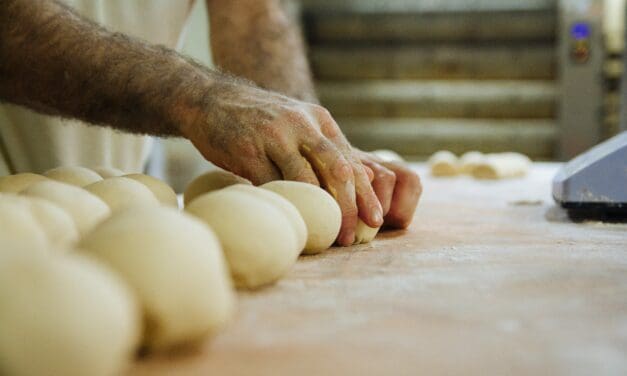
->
[180,82,383,245]
[354,149,422,228]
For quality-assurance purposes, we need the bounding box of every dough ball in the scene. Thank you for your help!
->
[227,184,308,252]
[458,151,485,174]
[372,149,405,163]
[0,194,79,247]
[186,189,300,289]
[0,196,49,250]
[429,151,460,176]
[44,166,103,187]
[0,249,140,376]
[92,166,125,179]
[184,169,251,206]
[353,219,380,245]
[22,180,111,237]
[472,152,531,180]
[84,177,160,214]
[124,174,178,207]
[0,173,49,193]
[80,207,235,350]
[261,181,342,254]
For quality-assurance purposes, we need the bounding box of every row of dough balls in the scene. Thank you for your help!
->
[428,151,532,179]
[0,166,382,376]
[0,167,233,376]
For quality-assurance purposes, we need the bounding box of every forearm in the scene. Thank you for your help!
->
[0,0,234,137]
[207,0,318,103]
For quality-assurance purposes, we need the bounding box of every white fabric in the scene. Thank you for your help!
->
[0,0,195,174]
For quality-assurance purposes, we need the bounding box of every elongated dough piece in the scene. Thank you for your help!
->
[354,219,380,245]
[428,151,460,176]
[472,152,531,179]
[458,151,485,174]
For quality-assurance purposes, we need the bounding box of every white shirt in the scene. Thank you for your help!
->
[0,0,195,175]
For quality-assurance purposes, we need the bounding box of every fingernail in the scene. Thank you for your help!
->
[372,208,383,226]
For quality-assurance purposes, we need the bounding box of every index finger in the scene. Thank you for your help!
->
[300,137,358,246]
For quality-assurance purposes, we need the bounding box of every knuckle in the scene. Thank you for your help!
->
[378,168,397,185]
[284,108,309,126]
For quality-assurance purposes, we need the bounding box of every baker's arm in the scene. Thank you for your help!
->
[0,0,382,244]
[207,0,421,228]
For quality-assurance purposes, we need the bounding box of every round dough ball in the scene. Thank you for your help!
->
[227,184,307,252]
[0,196,49,250]
[44,166,103,187]
[184,169,251,206]
[0,194,79,247]
[92,166,125,179]
[124,174,178,207]
[79,207,235,350]
[0,250,140,376]
[22,180,111,237]
[472,152,531,180]
[186,189,300,289]
[459,151,485,174]
[354,219,380,245]
[0,173,49,193]
[84,177,159,214]
[261,181,341,254]
[428,151,459,177]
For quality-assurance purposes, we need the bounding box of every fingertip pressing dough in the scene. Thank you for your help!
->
[428,151,460,176]
[0,194,79,247]
[44,166,103,187]
[184,169,251,206]
[80,206,235,350]
[354,219,380,245]
[227,184,308,252]
[0,249,140,376]
[186,189,300,289]
[472,152,531,180]
[93,166,125,179]
[261,180,342,254]
[0,173,49,193]
[84,177,160,214]
[124,173,178,207]
[22,180,111,237]
[372,149,405,163]
[458,151,485,174]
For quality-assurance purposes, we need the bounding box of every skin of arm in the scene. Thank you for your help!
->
[207,0,422,228]
[0,0,384,245]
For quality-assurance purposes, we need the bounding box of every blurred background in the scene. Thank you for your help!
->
[161,0,626,189]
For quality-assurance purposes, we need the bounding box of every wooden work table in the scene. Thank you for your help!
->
[131,163,626,375]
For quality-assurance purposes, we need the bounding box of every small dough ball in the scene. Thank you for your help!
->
[186,189,300,289]
[459,151,485,174]
[184,169,251,206]
[429,151,460,176]
[372,149,405,163]
[261,181,342,254]
[227,184,308,252]
[0,194,79,247]
[84,177,160,214]
[124,174,178,207]
[44,166,103,187]
[472,152,531,180]
[0,196,49,250]
[0,173,49,193]
[22,180,111,237]
[80,207,235,350]
[0,249,140,376]
[353,219,380,245]
[92,166,125,179]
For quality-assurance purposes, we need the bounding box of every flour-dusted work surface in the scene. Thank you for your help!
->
[131,164,627,376]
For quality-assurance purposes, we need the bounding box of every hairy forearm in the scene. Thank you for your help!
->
[207,0,318,103]
[0,0,240,137]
